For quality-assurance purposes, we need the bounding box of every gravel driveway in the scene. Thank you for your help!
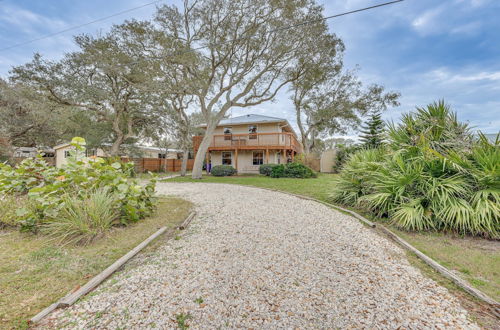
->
[40,182,477,329]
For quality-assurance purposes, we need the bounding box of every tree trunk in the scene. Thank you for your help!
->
[180,148,188,176]
[191,122,217,179]
[110,138,123,157]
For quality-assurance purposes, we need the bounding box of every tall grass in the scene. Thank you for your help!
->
[330,101,499,238]
[42,189,120,245]
[0,195,19,228]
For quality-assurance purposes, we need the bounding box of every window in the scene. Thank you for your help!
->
[252,151,264,165]
[222,151,232,165]
[158,153,166,159]
[223,127,232,141]
[248,125,257,139]
[64,150,71,158]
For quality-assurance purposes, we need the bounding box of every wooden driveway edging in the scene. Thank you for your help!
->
[225,184,500,316]
[29,211,197,325]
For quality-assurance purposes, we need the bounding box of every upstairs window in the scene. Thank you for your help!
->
[252,151,264,165]
[222,151,232,165]
[248,125,257,139]
[158,153,166,159]
[223,127,232,141]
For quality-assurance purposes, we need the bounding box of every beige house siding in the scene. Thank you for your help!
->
[55,145,106,168]
[213,122,282,135]
[210,149,283,174]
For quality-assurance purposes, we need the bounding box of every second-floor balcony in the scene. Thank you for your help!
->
[193,132,302,154]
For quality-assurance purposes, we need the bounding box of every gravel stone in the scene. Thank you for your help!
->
[38,182,478,329]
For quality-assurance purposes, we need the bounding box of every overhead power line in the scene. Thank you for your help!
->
[189,0,405,54]
[116,0,404,66]
[0,0,165,52]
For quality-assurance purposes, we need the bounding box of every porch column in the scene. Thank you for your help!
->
[266,149,270,164]
[206,151,210,174]
[283,149,287,164]
[291,150,295,162]
[235,148,238,171]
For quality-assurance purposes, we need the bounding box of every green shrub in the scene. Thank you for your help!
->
[259,164,279,176]
[0,137,157,236]
[330,101,499,238]
[270,164,286,178]
[270,162,316,178]
[41,189,120,245]
[332,144,361,173]
[211,165,237,177]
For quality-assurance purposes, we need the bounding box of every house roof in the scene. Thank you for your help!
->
[197,114,298,136]
[198,114,287,127]
[53,143,71,150]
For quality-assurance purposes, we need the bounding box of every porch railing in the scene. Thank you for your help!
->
[193,132,302,154]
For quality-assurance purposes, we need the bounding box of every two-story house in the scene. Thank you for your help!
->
[193,114,302,174]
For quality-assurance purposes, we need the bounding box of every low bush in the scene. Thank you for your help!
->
[330,101,499,238]
[270,162,316,178]
[270,164,285,178]
[211,165,237,177]
[259,164,279,176]
[0,137,157,241]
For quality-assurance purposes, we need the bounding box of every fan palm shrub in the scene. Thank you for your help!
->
[330,101,499,238]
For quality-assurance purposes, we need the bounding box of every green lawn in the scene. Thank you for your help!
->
[0,198,191,329]
[169,173,338,201]
[167,174,500,304]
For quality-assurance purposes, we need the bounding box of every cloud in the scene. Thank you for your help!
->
[0,4,68,34]
[427,68,500,83]
[411,7,444,34]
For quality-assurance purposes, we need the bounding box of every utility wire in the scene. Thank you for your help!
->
[2,0,405,97]
[127,0,404,65]
[0,0,165,52]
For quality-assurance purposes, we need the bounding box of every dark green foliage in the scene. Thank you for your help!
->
[270,164,286,178]
[332,144,362,173]
[330,101,499,238]
[271,162,317,178]
[0,137,156,238]
[211,165,237,177]
[359,110,385,148]
[259,164,279,176]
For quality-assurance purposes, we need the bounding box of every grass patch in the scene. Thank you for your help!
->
[0,197,191,329]
[169,173,337,201]
[392,229,500,301]
[167,174,500,302]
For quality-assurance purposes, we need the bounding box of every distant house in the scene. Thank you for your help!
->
[9,147,55,165]
[13,147,55,159]
[193,114,302,174]
[53,143,181,168]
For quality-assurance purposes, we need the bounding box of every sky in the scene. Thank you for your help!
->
[0,0,499,137]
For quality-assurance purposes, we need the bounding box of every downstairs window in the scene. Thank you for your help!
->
[253,151,264,165]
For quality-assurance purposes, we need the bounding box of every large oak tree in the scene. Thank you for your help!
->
[154,0,330,178]
[10,23,163,156]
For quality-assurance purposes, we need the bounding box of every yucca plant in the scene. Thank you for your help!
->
[330,147,385,205]
[332,101,499,238]
[387,100,473,155]
[41,189,120,245]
